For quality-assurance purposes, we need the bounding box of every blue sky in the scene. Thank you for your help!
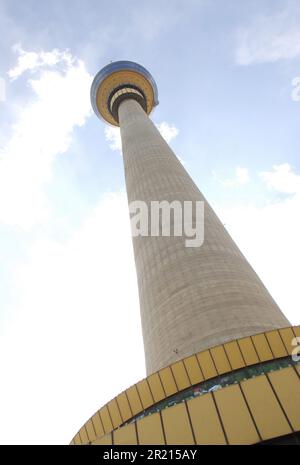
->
[0,0,300,444]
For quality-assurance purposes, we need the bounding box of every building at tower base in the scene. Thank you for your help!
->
[72,326,300,445]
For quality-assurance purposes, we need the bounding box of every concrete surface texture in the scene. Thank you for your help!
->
[118,98,289,375]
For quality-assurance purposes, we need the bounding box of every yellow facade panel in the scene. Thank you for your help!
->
[147,373,165,403]
[265,330,288,358]
[126,385,143,416]
[73,433,81,445]
[113,423,137,445]
[91,412,104,438]
[196,350,218,379]
[279,327,297,356]
[224,341,245,370]
[210,346,231,374]
[187,393,226,445]
[238,337,259,366]
[85,419,96,443]
[241,375,292,441]
[171,361,190,391]
[251,333,273,362]
[159,367,178,397]
[92,433,112,445]
[183,355,204,385]
[214,384,259,445]
[79,426,89,444]
[268,367,300,431]
[116,392,132,423]
[136,379,154,410]
[137,412,165,445]
[107,398,122,429]
[100,406,113,434]
[161,403,195,445]
[293,326,300,337]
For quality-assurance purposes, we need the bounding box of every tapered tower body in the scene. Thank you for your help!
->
[72,61,300,446]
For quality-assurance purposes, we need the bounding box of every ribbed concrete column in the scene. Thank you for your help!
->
[119,98,289,375]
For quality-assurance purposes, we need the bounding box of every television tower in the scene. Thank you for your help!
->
[72,61,300,445]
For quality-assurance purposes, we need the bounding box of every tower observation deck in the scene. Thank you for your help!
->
[71,61,300,446]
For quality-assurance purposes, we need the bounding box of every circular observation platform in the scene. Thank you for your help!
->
[90,61,159,126]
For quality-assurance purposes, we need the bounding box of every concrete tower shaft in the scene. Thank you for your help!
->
[91,61,289,375]
[118,98,289,374]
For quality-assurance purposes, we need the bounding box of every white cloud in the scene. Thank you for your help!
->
[260,163,300,194]
[235,166,250,184]
[0,46,92,228]
[8,44,74,79]
[214,166,250,187]
[236,5,300,65]
[104,125,122,151]
[217,164,300,325]
[0,192,144,444]
[156,121,179,144]
[105,121,179,154]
